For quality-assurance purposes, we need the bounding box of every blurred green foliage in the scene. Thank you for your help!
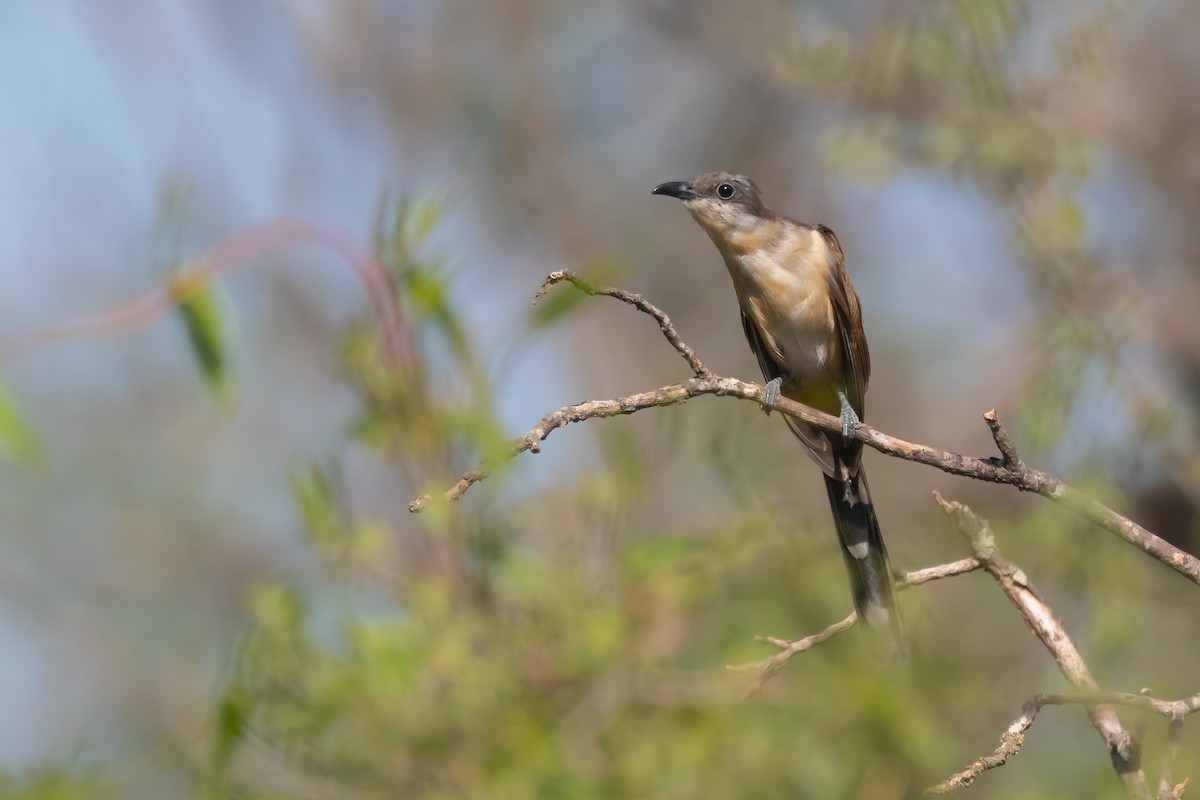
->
[0,768,109,800]
[174,274,239,412]
[189,191,1193,798]
[4,2,1198,798]
[193,199,953,799]
[0,380,43,467]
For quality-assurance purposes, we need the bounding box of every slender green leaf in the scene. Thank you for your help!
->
[172,272,238,410]
[210,690,246,771]
[528,253,626,330]
[0,381,43,467]
[402,194,445,249]
[290,464,345,551]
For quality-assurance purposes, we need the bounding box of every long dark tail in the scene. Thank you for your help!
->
[823,470,907,659]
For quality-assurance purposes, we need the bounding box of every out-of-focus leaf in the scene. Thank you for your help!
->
[402,194,445,249]
[0,381,43,467]
[290,466,394,568]
[442,405,511,467]
[349,519,393,566]
[248,582,305,638]
[528,253,625,330]
[1055,0,1133,74]
[1027,191,1086,256]
[820,120,901,183]
[0,766,111,800]
[527,278,588,329]
[948,0,1029,57]
[170,272,238,410]
[620,535,697,578]
[770,34,854,91]
[290,465,345,551]
[402,260,481,378]
[1018,340,1087,452]
[210,690,246,771]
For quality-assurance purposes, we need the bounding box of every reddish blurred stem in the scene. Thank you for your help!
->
[0,218,407,368]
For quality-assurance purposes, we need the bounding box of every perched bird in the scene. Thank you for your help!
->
[653,171,904,656]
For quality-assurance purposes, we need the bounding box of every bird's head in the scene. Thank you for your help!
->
[652,171,771,239]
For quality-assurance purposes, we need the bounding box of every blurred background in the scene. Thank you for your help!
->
[1,1,1199,797]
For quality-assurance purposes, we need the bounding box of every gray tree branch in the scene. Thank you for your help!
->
[930,494,1151,799]
[410,272,1200,590]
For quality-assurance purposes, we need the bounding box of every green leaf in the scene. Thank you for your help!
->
[527,278,588,329]
[290,465,341,543]
[1031,191,1086,255]
[248,582,304,635]
[171,272,238,410]
[0,765,110,799]
[210,690,246,771]
[402,194,445,248]
[0,381,43,467]
[820,119,901,183]
[528,254,625,330]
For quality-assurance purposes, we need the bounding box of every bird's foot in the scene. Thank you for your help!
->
[762,377,783,415]
[837,389,860,442]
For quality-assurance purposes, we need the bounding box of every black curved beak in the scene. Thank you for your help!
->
[652,181,698,201]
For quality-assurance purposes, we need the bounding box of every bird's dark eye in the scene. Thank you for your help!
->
[716,183,735,200]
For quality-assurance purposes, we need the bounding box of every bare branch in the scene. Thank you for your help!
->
[727,558,983,698]
[983,408,1024,472]
[930,692,1196,797]
[1035,691,1200,719]
[408,380,713,511]
[727,613,857,700]
[932,494,1151,799]
[926,697,1043,795]
[1158,714,1186,800]
[900,557,984,586]
[411,276,1200,589]
[737,497,1187,796]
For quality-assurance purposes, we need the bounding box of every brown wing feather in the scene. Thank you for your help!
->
[815,224,870,419]
[739,310,782,385]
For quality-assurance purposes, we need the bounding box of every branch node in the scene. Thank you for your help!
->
[932,491,996,559]
[983,409,1024,473]
[755,635,791,650]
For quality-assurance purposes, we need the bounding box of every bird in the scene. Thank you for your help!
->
[653,171,905,656]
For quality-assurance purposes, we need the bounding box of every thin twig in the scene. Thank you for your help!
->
[1034,691,1200,719]
[899,557,984,586]
[983,408,1024,471]
[408,380,713,510]
[1158,713,1186,800]
[534,270,709,377]
[926,696,1044,794]
[930,692,1196,796]
[727,613,857,699]
[0,219,408,368]
[727,558,983,698]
